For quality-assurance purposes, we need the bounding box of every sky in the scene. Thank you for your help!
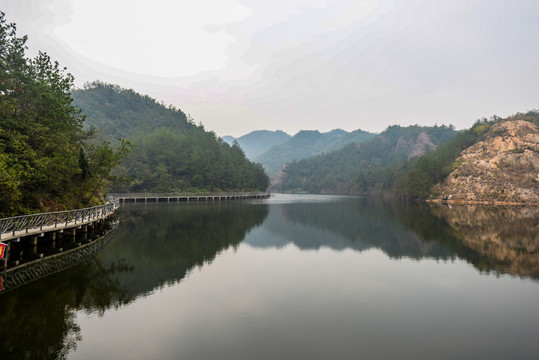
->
[1,0,538,137]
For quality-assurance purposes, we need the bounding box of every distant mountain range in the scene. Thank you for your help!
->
[226,128,374,176]
[274,124,457,194]
[222,130,291,160]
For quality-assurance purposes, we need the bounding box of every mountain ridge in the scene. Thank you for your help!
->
[255,128,374,176]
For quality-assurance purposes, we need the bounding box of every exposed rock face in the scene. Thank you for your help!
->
[395,132,437,160]
[432,120,539,203]
[269,164,288,192]
[408,131,437,159]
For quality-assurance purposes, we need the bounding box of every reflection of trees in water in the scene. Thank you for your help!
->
[260,198,453,260]
[429,204,539,278]
[266,198,539,279]
[0,202,269,359]
[0,257,133,360]
[104,202,269,297]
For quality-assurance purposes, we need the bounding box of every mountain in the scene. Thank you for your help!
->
[72,82,269,193]
[431,116,539,204]
[72,82,192,142]
[256,128,374,176]
[221,136,236,145]
[275,124,457,194]
[224,130,291,160]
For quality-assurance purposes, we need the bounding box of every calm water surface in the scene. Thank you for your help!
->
[1,194,538,359]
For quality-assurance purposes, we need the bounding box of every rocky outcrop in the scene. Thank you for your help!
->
[269,164,288,192]
[431,120,539,204]
[408,131,437,159]
[395,131,437,160]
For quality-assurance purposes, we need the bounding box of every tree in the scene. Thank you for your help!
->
[0,13,129,215]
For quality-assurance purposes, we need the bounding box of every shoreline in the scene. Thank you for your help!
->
[427,199,539,206]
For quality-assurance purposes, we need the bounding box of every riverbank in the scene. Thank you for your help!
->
[427,199,539,206]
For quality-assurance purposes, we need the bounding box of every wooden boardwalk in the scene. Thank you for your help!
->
[112,192,271,203]
[0,199,119,243]
[0,193,270,271]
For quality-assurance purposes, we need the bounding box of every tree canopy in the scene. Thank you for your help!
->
[0,13,129,216]
[72,82,269,193]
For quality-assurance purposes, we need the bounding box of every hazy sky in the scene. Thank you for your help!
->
[1,0,538,136]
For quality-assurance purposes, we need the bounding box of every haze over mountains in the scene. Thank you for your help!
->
[223,130,291,160]
[225,128,374,177]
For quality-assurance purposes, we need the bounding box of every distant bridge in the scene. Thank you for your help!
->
[112,192,270,203]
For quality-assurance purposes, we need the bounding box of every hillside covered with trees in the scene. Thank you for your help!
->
[278,112,539,201]
[277,124,457,195]
[0,13,128,216]
[255,128,374,176]
[72,82,269,193]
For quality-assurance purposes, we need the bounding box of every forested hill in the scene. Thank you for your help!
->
[72,82,269,193]
[277,124,457,194]
[255,128,374,177]
[72,82,192,142]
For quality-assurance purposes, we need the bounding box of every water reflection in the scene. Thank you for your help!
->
[101,202,269,297]
[0,258,132,360]
[0,201,269,360]
[430,204,539,278]
[247,196,539,279]
[0,196,537,360]
[248,198,454,259]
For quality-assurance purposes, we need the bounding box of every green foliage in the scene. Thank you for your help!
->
[281,112,538,200]
[73,82,269,193]
[255,128,374,176]
[0,13,130,216]
[72,81,194,141]
[282,124,457,195]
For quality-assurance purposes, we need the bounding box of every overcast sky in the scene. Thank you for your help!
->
[1,0,538,136]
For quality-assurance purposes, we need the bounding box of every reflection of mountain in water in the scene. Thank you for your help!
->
[246,198,454,260]
[246,197,539,280]
[1,197,536,359]
[430,204,539,278]
[0,201,269,360]
[103,202,269,297]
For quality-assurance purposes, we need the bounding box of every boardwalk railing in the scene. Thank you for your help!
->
[111,192,269,198]
[0,192,269,241]
[0,197,119,241]
[111,192,270,203]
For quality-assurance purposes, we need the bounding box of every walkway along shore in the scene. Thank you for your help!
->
[0,192,270,275]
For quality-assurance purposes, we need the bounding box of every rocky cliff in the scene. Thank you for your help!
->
[431,120,539,204]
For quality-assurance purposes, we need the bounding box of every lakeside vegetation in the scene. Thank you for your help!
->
[72,82,269,193]
[0,14,268,217]
[0,13,131,216]
[279,111,539,200]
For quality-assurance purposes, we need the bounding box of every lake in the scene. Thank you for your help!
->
[1,194,538,359]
